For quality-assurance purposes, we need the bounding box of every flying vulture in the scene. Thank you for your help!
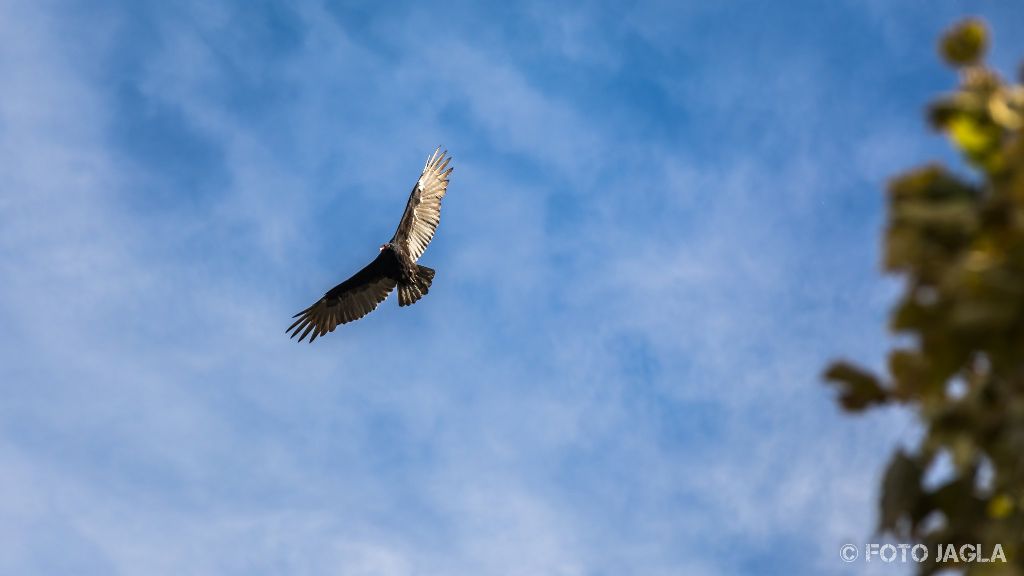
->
[287,147,452,342]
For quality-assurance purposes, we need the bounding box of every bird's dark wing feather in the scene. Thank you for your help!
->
[287,254,397,343]
[390,147,452,261]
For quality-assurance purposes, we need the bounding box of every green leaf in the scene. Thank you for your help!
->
[887,164,977,203]
[879,450,924,535]
[940,19,988,67]
[823,362,889,411]
[888,349,932,397]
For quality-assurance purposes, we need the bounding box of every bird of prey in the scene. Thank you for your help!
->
[287,148,452,342]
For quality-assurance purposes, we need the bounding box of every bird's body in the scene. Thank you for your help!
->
[287,148,452,342]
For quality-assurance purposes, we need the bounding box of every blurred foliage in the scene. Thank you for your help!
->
[825,19,1024,575]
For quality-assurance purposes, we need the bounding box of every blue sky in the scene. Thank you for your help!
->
[2,1,1024,574]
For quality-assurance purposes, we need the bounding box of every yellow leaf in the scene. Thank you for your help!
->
[948,115,998,155]
[988,494,1014,519]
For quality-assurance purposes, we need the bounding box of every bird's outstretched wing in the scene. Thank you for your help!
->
[287,254,397,343]
[390,147,452,262]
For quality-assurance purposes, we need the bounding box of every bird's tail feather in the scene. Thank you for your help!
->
[398,265,435,307]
